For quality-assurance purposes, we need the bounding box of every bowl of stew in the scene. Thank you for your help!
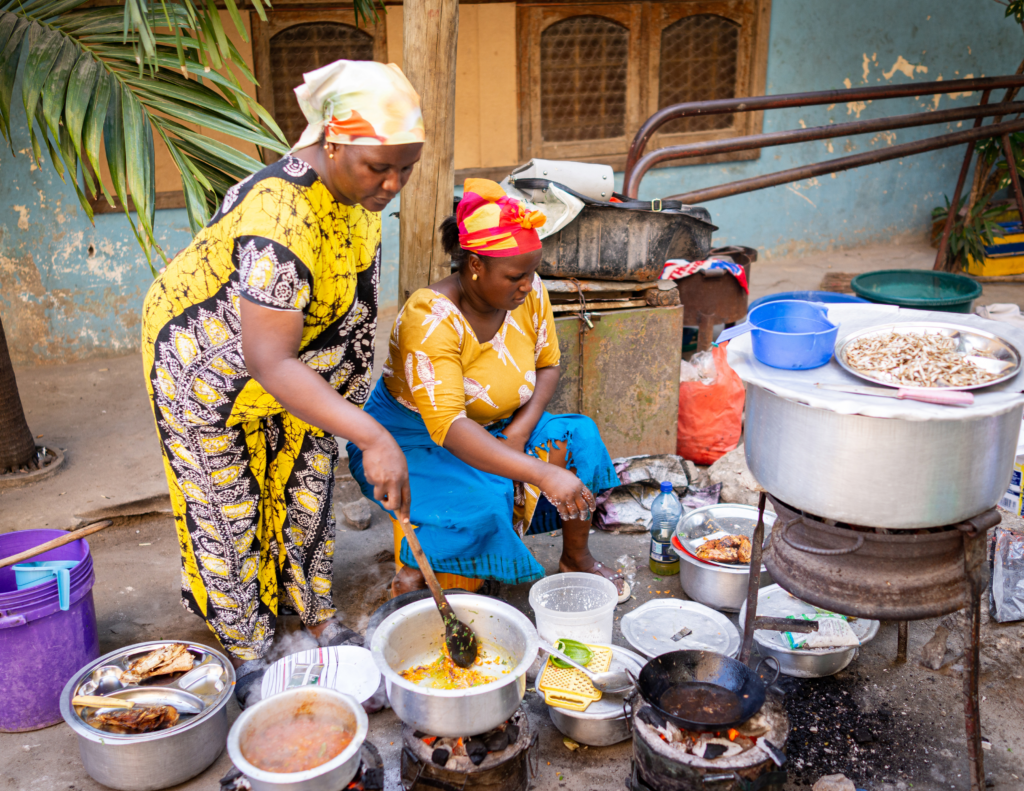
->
[227,687,367,791]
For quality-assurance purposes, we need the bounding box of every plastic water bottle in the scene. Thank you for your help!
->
[650,482,682,575]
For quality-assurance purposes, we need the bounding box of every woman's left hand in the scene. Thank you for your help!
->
[539,466,596,522]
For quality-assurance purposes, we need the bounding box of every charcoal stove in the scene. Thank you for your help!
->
[400,707,535,791]
[628,694,788,791]
[739,492,997,791]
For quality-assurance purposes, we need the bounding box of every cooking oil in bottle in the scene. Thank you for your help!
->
[649,481,681,575]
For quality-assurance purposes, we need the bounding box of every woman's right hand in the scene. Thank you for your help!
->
[361,431,412,525]
[539,466,595,522]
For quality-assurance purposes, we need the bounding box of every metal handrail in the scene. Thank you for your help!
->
[621,74,1024,199]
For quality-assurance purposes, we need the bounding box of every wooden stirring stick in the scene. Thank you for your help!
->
[397,519,479,668]
[0,520,112,568]
[72,695,134,709]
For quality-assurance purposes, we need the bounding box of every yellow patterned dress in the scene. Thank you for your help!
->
[141,156,380,661]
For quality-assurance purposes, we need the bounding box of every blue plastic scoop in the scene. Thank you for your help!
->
[13,560,79,610]
[715,299,839,370]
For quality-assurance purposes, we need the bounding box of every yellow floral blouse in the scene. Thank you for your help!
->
[383,275,561,446]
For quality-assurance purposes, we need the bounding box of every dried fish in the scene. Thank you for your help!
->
[88,705,179,734]
[844,331,999,388]
[119,643,194,684]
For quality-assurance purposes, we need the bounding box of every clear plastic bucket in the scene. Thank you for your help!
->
[528,572,617,644]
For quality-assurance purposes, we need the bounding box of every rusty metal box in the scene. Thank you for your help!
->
[549,305,683,459]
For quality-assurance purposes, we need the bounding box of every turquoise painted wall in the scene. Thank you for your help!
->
[1,0,1021,364]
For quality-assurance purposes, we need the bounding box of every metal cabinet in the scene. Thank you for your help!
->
[549,305,683,459]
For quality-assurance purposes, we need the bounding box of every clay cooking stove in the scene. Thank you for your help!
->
[741,492,999,791]
[629,694,788,791]
[400,708,534,791]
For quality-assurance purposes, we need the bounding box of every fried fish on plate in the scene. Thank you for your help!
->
[695,535,752,564]
[88,705,179,734]
[119,643,194,684]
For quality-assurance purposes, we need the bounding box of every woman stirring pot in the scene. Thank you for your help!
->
[349,179,628,601]
[141,60,421,705]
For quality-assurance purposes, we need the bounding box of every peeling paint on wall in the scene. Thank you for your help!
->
[883,56,929,80]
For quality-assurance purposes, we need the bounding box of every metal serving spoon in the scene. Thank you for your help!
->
[538,639,634,694]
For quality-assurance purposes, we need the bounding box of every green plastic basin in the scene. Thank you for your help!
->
[850,269,982,313]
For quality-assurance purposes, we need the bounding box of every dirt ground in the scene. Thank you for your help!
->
[4,239,1024,791]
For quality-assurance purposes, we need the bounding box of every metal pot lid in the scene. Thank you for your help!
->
[61,640,234,741]
[741,584,880,655]
[836,321,1022,391]
[620,599,740,659]
[542,644,646,720]
[676,504,776,569]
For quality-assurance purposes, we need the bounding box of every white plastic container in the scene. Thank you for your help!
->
[528,572,617,644]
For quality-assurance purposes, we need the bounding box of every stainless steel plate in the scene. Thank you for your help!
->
[68,641,232,737]
[835,321,1022,391]
[676,504,775,570]
[744,584,880,655]
[620,599,740,659]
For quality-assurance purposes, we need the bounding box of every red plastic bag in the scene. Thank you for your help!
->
[676,342,745,465]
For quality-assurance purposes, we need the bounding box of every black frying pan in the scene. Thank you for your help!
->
[634,650,780,731]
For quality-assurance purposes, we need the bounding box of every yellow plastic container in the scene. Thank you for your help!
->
[966,221,1024,276]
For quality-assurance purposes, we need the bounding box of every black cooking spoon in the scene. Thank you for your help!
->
[397,519,479,668]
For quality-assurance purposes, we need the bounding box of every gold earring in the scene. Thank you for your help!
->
[472,273,478,281]
[324,143,334,159]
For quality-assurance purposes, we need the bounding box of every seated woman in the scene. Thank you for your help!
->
[349,179,628,601]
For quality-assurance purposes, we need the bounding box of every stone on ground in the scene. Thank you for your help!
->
[707,445,760,506]
[812,774,856,791]
[920,624,950,670]
[341,497,374,530]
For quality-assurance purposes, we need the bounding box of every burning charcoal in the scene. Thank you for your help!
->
[484,730,510,752]
[703,744,728,759]
[505,722,520,744]
[413,730,426,739]
[465,738,488,765]
[431,748,450,767]
[853,727,875,744]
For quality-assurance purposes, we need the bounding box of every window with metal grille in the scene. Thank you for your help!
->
[658,15,740,134]
[270,23,375,146]
[517,1,769,168]
[540,16,629,143]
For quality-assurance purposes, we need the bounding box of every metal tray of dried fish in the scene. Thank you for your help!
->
[835,322,1022,391]
[60,641,235,790]
[62,640,233,736]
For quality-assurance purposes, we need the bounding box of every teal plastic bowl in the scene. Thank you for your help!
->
[850,269,982,314]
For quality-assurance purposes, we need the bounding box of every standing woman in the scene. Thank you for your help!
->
[141,61,421,704]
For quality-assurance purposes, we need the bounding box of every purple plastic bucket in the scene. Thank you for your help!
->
[0,530,99,731]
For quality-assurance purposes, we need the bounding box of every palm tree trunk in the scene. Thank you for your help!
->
[0,313,36,471]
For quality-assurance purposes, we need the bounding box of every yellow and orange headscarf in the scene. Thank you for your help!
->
[291,60,425,152]
[457,179,547,258]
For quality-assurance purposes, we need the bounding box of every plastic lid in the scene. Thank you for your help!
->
[660,481,673,493]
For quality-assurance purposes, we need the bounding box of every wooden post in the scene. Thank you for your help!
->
[399,0,459,304]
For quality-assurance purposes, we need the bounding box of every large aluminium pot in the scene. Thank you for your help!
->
[371,594,539,737]
[744,383,1022,528]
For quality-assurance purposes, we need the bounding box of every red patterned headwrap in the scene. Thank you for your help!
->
[457,179,546,258]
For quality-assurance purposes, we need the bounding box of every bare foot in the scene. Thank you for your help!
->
[392,566,428,598]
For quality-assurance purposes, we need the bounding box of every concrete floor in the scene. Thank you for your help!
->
[4,239,1024,791]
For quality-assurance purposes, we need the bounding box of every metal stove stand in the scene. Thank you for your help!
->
[739,492,998,791]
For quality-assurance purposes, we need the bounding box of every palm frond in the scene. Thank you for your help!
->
[0,0,340,265]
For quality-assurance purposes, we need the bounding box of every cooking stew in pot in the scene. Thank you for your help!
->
[241,709,353,773]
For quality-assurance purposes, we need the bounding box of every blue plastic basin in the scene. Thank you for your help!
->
[747,290,869,312]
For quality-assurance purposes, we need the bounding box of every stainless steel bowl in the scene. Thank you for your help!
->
[545,644,644,747]
[738,584,880,678]
[60,641,234,791]
[227,687,368,791]
[371,594,539,737]
[674,504,775,612]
